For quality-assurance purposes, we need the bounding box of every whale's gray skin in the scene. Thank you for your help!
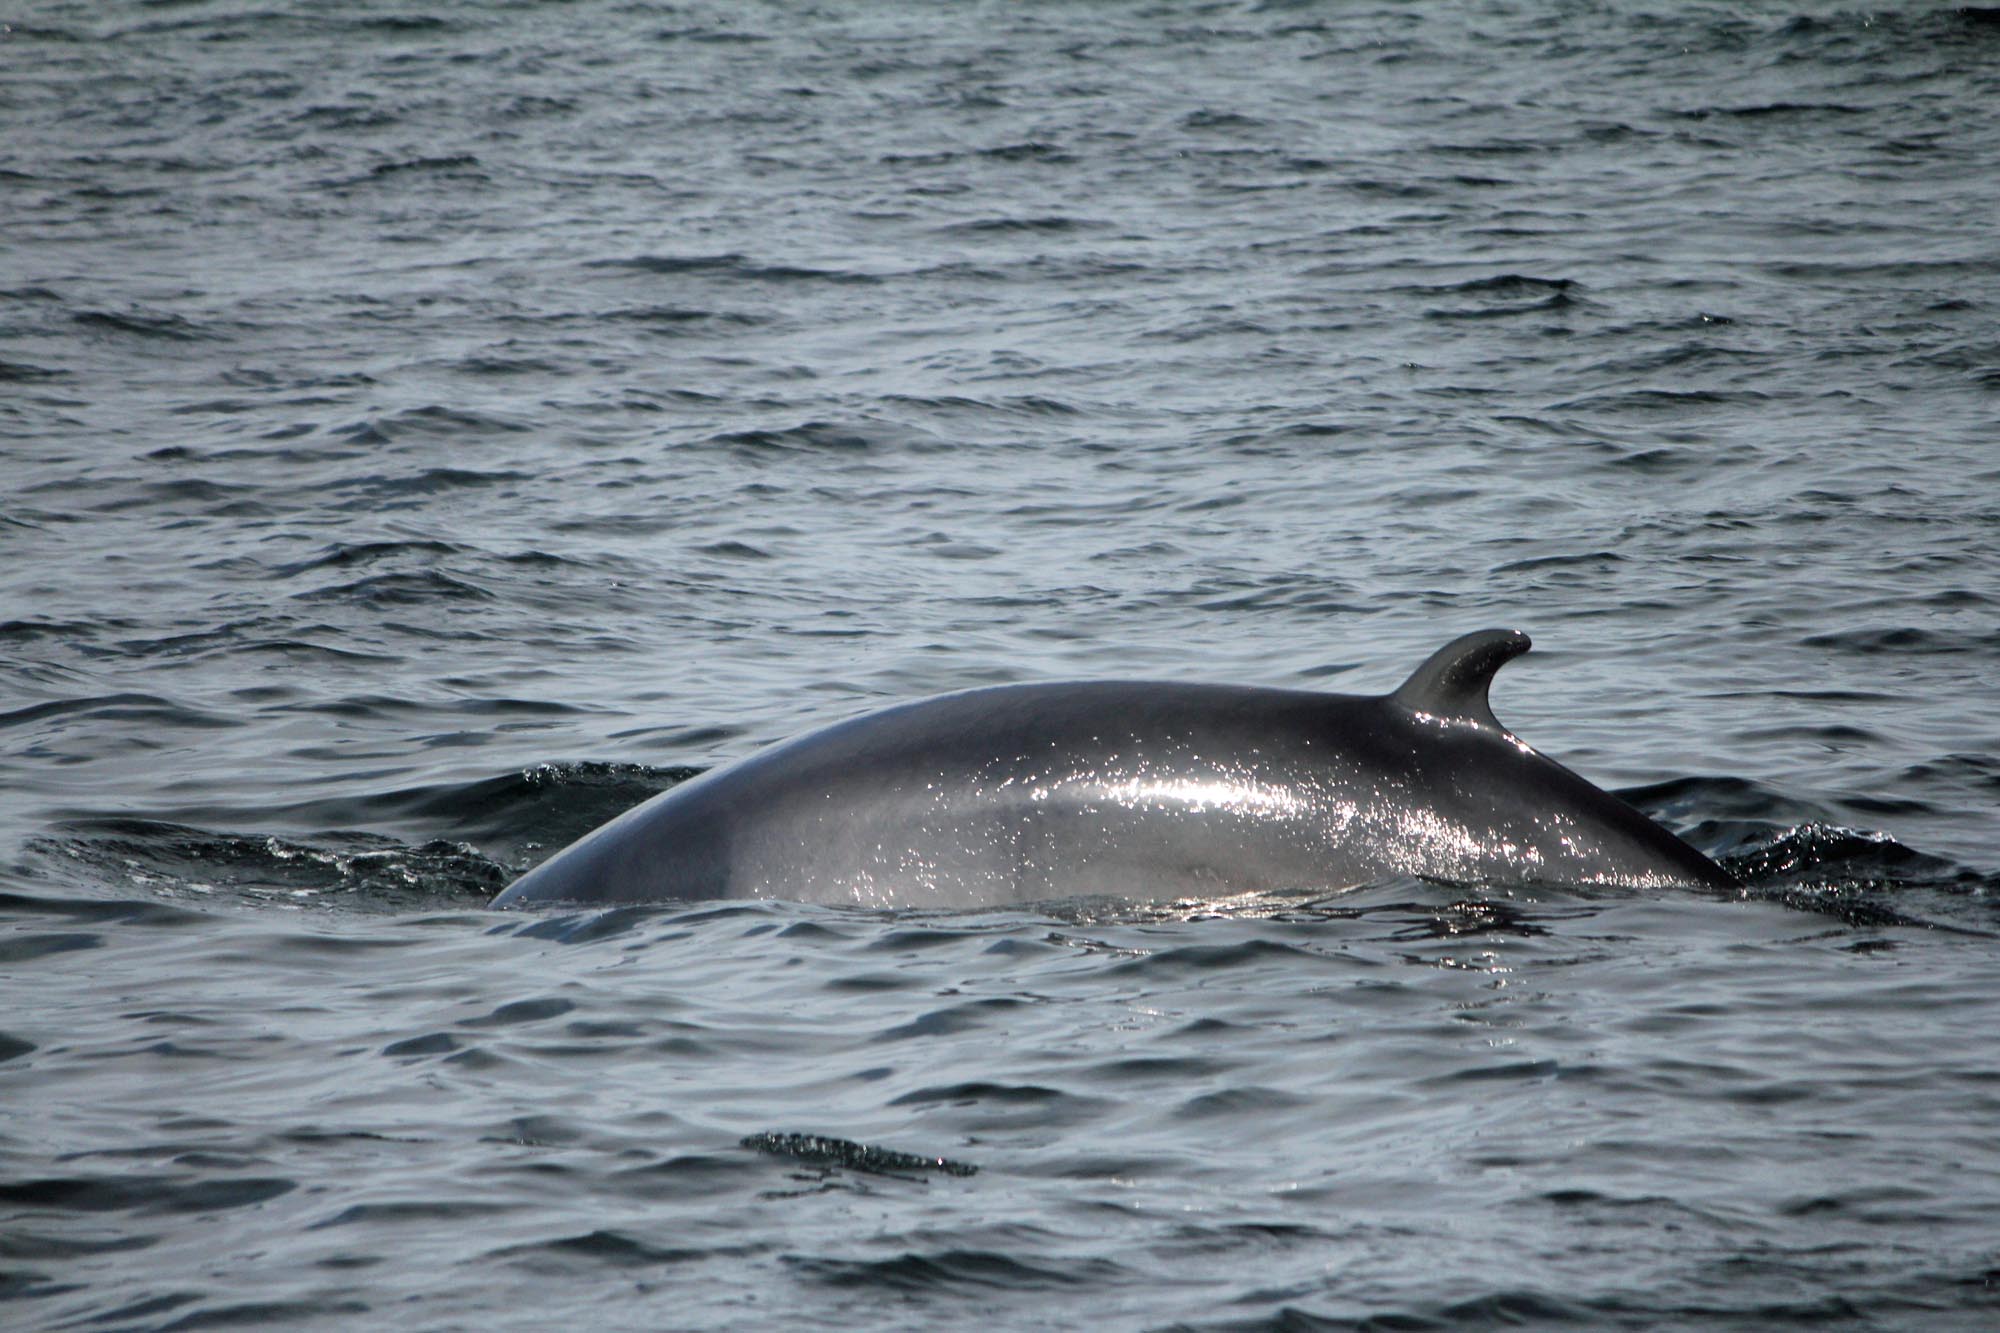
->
[491,629,1734,910]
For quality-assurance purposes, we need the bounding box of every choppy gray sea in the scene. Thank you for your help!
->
[5,2,1999,1328]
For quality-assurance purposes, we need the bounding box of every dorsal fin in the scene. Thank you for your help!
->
[1388,628,1531,729]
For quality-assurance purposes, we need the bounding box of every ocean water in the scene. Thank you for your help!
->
[4,1,1999,1328]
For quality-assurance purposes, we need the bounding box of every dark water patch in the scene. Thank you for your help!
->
[363,153,483,180]
[0,1228,154,1261]
[459,997,576,1028]
[37,819,506,908]
[71,307,216,342]
[0,358,69,381]
[650,26,775,45]
[1674,102,1872,121]
[889,1082,1063,1109]
[292,102,403,131]
[586,253,879,285]
[0,888,206,928]
[494,906,667,945]
[786,1247,1126,1293]
[1902,752,2000,793]
[382,1033,460,1058]
[1430,1058,1567,1087]
[872,998,1025,1043]
[1801,625,2000,656]
[311,1199,511,1230]
[774,919,850,943]
[1737,720,1889,750]
[1175,1086,1314,1118]
[695,539,774,559]
[1,693,241,733]
[1104,938,1333,978]
[866,926,981,954]
[245,761,689,859]
[704,421,878,455]
[1730,822,1957,885]
[330,408,531,445]
[493,1228,754,1271]
[1422,291,1577,321]
[937,215,1100,236]
[0,931,100,964]
[599,303,769,333]
[453,352,563,377]
[1618,774,1812,833]
[1412,273,1578,296]
[1077,1054,1238,1084]
[606,1153,764,1203]
[272,538,466,578]
[1491,549,1624,575]
[0,1175,295,1215]
[291,569,495,606]
[1549,387,1756,414]
[979,140,1072,163]
[155,1299,372,1330]
[86,477,269,516]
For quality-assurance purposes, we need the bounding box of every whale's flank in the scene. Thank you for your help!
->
[491,630,1733,909]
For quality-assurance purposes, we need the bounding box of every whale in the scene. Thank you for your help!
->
[490,628,1735,910]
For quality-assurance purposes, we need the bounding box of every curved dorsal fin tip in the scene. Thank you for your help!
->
[1389,628,1531,728]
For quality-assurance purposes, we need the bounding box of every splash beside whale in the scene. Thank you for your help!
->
[490,629,1735,910]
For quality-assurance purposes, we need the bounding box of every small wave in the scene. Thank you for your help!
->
[1427,273,1579,296]
[0,931,101,965]
[1801,626,2000,656]
[888,1081,1063,1109]
[272,539,468,578]
[292,102,402,131]
[71,308,216,342]
[373,154,480,177]
[586,253,879,284]
[0,359,69,382]
[33,819,507,910]
[291,570,495,606]
[650,27,774,45]
[0,617,112,643]
[329,407,532,443]
[784,1248,1126,1293]
[1727,822,1956,883]
[705,421,876,454]
[1492,549,1625,575]
[0,1173,295,1216]
[490,1227,761,1272]
[0,693,242,733]
[597,304,768,332]
[271,761,693,860]
[1902,752,2000,792]
[937,216,1099,236]
[1674,102,1870,120]
[329,155,488,188]
[877,392,1081,420]
[1413,274,1582,321]
[1548,387,1757,413]
[978,140,1071,162]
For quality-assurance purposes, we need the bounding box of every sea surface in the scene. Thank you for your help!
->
[4,1,1999,1328]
